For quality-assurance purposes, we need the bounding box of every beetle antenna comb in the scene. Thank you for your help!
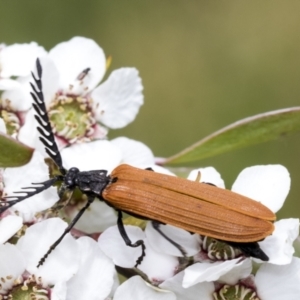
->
[30,59,66,175]
[0,177,61,213]
[0,59,66,213]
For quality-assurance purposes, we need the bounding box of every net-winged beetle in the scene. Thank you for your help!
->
[0,59,275,267]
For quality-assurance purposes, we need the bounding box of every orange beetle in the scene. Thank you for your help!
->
[0,59,275,267]
[104,164,275,244]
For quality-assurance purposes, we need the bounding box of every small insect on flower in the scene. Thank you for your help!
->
[0,59,275,267]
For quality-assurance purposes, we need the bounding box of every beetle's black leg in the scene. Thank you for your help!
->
[151,221,187,258]
[37,193,95,267]
[117,210,145,267]
[0,176,61,214]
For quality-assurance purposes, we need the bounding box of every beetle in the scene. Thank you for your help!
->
[0,59,275,267]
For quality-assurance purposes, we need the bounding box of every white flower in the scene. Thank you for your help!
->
[99,224,181,284]
[231,165,290,213]
[145,222,200,258]
[182,258,252,288]
[21,37,144,147]
[0,217,116,299]
[231,165,298,265]
[0,42,46,78]
[112,257,300,300]
[177,165,296,287]
[188,165,296,264]
[113,273,215,300]
[0,219,76,299]
[16,218,79,283]
[177,257,300,300]
[0,215,23,243]
[161,257,300,300]
[0,243,27,293]
[0,42,47,137]
[65,237,116,300]
[187,166,225,188]
[98,164,297,293]
[255,256,300,300]
[0,218,116,299]
[160,272,214,300]
[114,276,177,300]
[258,218,299,265]
[1,150,58,222]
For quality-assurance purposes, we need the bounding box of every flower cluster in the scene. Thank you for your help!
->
[0,37,143,146]
[0,37,299,300]
[99,165,300,300]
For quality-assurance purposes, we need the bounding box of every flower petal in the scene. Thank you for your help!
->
[0,215,23,243]
[61,140,122,172]
[17,218,79,285]
[0,244,26,292]
[145,222,200,257]
[232,165,290,212]
[160,272,215,300]
[111,137,155,167]
[187,167,225,188]
[217,258,252,285]
[37,56,61,104]
[0,78,21,90]
[18,109,42,150]
[92,68,143,128]
[66,237,115,300]
[138,239,179,284]
[51,282,67,300]
[98,225,145,268]
[255,257,300,300]
[1,76,33,111]
[258,218,299,265]
[72,201,117,234]
[0,42,46,77]
[183,258,244,287]
[49,37,106,93]
[3,151,58,220]
[150,165,177,176]
[114,276,176,300]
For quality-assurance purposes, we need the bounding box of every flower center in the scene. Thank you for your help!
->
[1,274,50,300]
[48,95,96,143]
[0,109,21,136]
[213,284,260,300]
[202,236,242,261]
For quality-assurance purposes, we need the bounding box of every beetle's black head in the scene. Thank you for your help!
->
[64,167,80,189]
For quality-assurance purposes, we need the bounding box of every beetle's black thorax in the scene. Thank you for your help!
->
[63,167,111,195]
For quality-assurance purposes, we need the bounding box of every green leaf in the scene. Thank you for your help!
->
[0,133,34,167]
[164,107,300,165]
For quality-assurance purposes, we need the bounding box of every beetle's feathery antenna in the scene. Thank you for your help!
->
[0,60,67,213]
[0,177,61,213]
[30,59,66,175]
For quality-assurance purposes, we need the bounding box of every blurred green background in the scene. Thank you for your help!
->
[1,1,300,220]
